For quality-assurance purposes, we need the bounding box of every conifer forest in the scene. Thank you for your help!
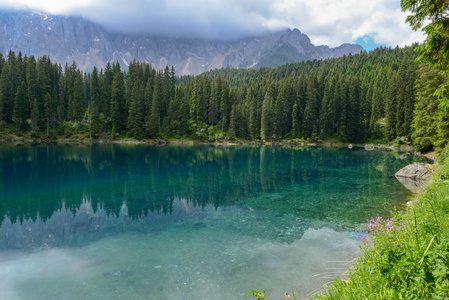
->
[0,44,447,151]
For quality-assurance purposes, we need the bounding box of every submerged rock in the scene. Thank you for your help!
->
[193,222,207,229]
[395,176,426,193]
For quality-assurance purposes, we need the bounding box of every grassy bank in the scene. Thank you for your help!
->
[315,145,449,299]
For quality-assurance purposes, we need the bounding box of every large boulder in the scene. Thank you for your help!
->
[395,163,432,181]
[395,163,432,192]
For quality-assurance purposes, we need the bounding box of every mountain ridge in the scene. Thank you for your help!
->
[0,10,364,75]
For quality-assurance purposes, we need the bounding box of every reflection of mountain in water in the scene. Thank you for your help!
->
[0,144,419,247]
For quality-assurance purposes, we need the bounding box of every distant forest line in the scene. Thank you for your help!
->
[0,45,447,151]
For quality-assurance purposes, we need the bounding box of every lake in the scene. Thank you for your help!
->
[0,144,419,299]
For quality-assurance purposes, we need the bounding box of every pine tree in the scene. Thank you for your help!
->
[385,75,399,141]
[338,79,349,141]
[144,78,153,124]
[228,104,237,139]
[220,81,230,131]
[346,76,362,142]
[31,97,39,133]
[57,75,66,126]
[90,67,101,138]
[261,93,274,141]
[73,72,85,122]
[209,79,219,126]
[110,67,126,135]
[291,102,299,139]
[13,82,28,132]
[177,84,190,136]
[411,64,440,151]
[44,92,52,136]
[247,90,257,140]
[395,61,408,137]
[274,80,292,138]
[325,76,338,138]
[128,82,144,137]
[100,62,113,118]
[303,76,320,140]
[0,50,19,123]
[148,72,163,138]
[26,56,37,123]
[36,56,54,127]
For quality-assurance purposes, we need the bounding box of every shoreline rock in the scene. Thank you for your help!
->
[395,162,432,181]
[395,163,432,194]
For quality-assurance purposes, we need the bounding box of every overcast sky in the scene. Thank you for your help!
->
[0,0,426,50]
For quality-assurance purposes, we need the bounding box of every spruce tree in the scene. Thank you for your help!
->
[228,104,237,139]
[110,68,126,135]
[346,76,362,142]
[128,82,144,138]
[261,93,273,141]
[0,50,18,123]
[291,102,299,139]
[90,67,101,138]
[13,81,28,132]
[411,64,440,151]
[31,97,39,133]
[148,72,163,138]
[303,76,319,140]
[72,72,85,122]
[385,75,399,141]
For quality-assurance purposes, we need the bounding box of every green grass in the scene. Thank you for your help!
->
[315,145,449,299]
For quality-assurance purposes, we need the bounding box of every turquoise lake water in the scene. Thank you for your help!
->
[0,144,421,299]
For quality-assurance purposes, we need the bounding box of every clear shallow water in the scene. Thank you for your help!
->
[0,144,422,299]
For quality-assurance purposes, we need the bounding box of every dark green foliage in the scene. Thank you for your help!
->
[412,64,441,151]
[402,0,449,151]
[385,74,399,140]
[148,71,163,138]
[110,64,126,134]
[347,76,362,142]
[0,51,19,123]
[90,67,101,138]
[0,45,439,147]
[260,93,274,140]
[128,82,144,138]
[13,81,28,132]
[401,0,449,76]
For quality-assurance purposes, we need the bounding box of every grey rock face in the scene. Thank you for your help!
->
[395,163,432,193]
[0,11,364,75]
[395,163,432,181]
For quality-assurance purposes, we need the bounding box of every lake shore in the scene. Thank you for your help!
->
[0,132,417,153]
[315,145,449,299]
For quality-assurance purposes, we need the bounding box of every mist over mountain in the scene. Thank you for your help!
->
[0,10,364,75]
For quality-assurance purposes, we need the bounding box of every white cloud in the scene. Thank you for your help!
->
[0,0,426,47]
[0,0,90,14]
[262,0,425,47]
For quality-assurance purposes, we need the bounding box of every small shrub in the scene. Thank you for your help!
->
[393,136,404,145]
[414,136,433,152]
[242,289,267,300]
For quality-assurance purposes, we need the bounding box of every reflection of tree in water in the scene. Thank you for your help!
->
[0,144,421,235]
[0,197,310,250]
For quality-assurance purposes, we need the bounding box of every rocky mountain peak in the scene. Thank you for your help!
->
[0,10,364,75]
